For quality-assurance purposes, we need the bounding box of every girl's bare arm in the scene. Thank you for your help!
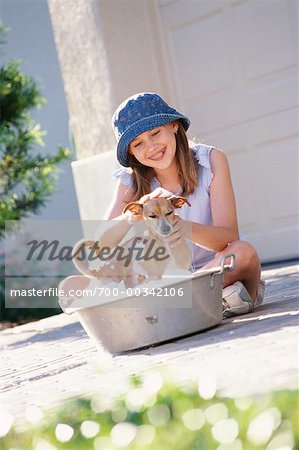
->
[97,180,137,248]
[189,149,239,250]
[104,179,134,220]
[164,149,239,251]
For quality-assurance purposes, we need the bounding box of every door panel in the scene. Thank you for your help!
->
[159,0,298,261]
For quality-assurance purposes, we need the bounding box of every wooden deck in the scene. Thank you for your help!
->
[1,262,298,424]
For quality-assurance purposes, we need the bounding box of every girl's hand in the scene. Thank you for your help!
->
[139,187,174,204]
[163,216,191,247]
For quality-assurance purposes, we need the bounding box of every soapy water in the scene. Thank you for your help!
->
[59,267,192,313]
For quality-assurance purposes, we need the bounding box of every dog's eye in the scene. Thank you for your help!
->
[148,214,157,219]
[165,211,173,216]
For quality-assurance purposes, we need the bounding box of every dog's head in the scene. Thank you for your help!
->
[123,196,191,237]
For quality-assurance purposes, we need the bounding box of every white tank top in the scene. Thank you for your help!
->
[112,144,217,270]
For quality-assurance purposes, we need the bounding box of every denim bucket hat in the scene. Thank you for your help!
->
[112,92,191,167]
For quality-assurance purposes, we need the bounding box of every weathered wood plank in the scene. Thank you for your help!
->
[1,263,298,422]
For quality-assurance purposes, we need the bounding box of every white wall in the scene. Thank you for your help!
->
[157,0,298,262]
[46,0,298,262]
[1,0,79,220]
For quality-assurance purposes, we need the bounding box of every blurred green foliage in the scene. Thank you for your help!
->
[0,374,297,450]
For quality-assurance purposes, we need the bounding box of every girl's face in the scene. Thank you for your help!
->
[128,122,179,171]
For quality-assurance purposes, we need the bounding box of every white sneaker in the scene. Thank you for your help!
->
[222,280,266,318]
[255,280,266,307]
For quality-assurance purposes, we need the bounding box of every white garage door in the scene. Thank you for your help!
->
[159,0,298,262]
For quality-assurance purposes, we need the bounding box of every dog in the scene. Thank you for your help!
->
[72,196,191,286]
[122,196,191,277]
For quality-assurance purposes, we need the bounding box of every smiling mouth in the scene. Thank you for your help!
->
[149,149,166,161]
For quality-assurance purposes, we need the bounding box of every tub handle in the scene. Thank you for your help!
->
[210,254,235,288]
[221,253,235,273]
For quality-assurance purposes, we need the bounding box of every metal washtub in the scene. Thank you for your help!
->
[59,255,235,353]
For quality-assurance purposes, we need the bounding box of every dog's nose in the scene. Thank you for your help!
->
[160,225,172,235]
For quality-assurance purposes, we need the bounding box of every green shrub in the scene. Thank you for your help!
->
[0,23,71,322]
[0,60,70,236]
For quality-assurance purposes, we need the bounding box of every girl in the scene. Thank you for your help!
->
[105,92,265,317]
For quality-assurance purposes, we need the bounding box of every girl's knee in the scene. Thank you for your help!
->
[201,240,260,273]
[228,240,260,270]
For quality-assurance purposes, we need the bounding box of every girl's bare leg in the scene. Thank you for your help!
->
[201,240,261,301]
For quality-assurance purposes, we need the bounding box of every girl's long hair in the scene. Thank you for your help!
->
[127,122,198,202]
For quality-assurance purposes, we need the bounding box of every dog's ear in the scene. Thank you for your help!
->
[122,202,144,216]
[169,196,191,209]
